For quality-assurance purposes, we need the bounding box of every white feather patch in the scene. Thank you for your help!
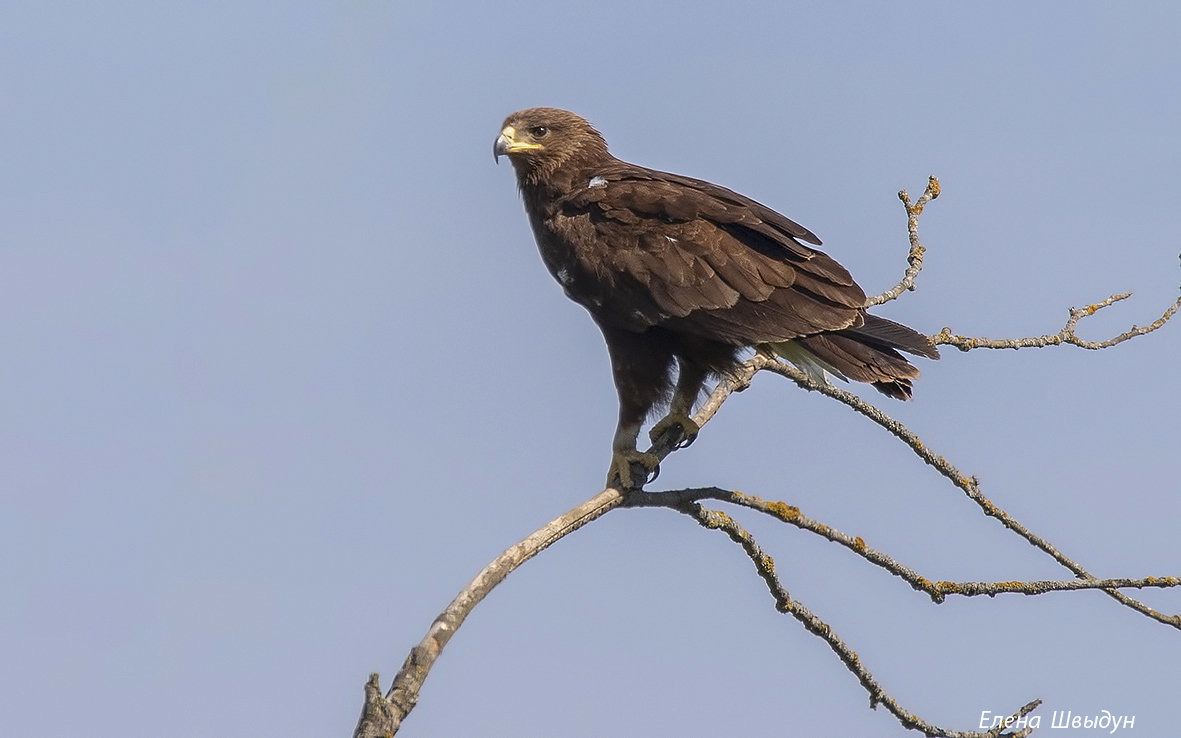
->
[588,176,607,188]
[769,340,847,385]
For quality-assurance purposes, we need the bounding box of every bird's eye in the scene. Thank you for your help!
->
[529,126,549,138]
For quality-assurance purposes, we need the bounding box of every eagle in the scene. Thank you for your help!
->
[494,108,938,489]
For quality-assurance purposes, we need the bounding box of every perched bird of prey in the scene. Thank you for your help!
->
[495,107,938,489]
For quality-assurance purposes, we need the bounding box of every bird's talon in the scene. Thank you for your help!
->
[649,413,701,449]
[607,450,661,490]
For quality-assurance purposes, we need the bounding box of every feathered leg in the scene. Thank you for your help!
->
[600,325,675,489]
[648,358,705,448]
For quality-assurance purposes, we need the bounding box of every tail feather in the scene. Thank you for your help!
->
[769,313,938,401]
[849,314,941,360]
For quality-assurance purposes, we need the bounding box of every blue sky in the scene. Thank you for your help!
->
[3,2,1179,736]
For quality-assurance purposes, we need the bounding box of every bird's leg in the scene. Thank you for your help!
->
[600,326,672,490]
[648,359,704,449]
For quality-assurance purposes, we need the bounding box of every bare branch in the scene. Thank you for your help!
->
[866,175,940,306]
[707,355,1181,629]
[933,284,1181,351]
[627,486,1181,604]
[624,489,1042,738]
[931,577,1181,598]
[356,422,727,736]
[353,674,398,738]
[355,488,625,737]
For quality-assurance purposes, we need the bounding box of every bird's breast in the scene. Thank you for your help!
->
[524,210,657,331]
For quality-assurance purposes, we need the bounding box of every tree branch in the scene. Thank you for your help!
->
[691,352,1181,629]
[624,488,1043,738]
[866,175,940,306]
[355,488,625,737]
[357,180,1179,736]
[624,486,1181,603]
[933,285,1181,351]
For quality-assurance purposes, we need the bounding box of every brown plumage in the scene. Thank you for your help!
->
[494,107,938,488]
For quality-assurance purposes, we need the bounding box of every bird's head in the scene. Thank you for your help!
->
[494,108,609,185]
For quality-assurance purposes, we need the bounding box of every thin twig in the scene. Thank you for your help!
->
[625,490,1041,738]
[930,577,1181,598]
[692,354,1181,629]
[933,286,1181,351]
[866,175,940,306]
[626,486,1181,604]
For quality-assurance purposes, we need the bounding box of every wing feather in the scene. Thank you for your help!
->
[702,240,776,302]
[556,163,867,342]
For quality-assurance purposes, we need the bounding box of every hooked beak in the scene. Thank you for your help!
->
[494,126,542,162]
